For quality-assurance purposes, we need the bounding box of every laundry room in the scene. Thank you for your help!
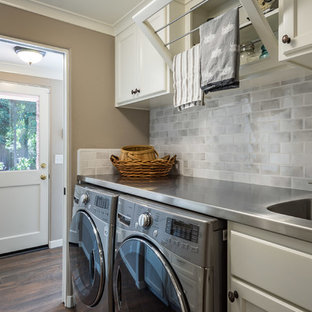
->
[0,0,312,312]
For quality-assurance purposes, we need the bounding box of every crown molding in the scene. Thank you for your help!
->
[113,0,152,35]
[0,0,114,35]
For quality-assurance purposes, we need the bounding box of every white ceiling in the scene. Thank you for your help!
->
[0,40,64,80]
[0,0,153,79]
[30,0,145,25]
[0,0,151,34]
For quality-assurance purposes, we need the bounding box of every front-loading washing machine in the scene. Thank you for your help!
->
[113,194,227,312]
[69,184,118,311]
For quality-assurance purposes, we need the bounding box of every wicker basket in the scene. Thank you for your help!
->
[120,145,158,161]
[110,154,176,178]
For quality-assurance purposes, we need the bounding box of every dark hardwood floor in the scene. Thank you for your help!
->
[0,247,72,312]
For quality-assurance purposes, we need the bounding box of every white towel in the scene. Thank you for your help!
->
[173,44,203,111]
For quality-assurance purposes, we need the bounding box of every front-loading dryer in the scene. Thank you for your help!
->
[69,184,118,312]
[113,195,227,312]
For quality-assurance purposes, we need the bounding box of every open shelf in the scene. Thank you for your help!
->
[187,2,279,68]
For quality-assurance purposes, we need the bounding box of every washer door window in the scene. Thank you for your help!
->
[113,238,189,312]
[69,210,105,307]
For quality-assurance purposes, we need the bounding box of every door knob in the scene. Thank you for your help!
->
[40,163,47,169]
[40,174,47,180]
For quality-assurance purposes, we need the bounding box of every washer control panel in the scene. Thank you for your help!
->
[165,217,199,243]
[138,213,152,228]
[116,195,225,266]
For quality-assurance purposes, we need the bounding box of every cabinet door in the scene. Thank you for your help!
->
[279,0,312,67]
[115,24,138,105]
[229,277,305,312]
[137,9,168,98]
[230,230,312,311]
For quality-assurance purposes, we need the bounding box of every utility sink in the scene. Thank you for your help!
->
[267,199,312,220]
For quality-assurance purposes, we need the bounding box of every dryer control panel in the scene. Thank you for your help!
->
[73,184,118,223]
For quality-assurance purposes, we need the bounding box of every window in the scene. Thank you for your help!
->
[0,93,39,171]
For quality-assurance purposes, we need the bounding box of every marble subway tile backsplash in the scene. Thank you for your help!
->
[77,149,119,175]
[150,74,312,191]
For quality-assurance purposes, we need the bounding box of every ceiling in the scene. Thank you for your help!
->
[0,0,151,34]
[0,0,154,79]
[0,40,64,80]
[30,0,145,25]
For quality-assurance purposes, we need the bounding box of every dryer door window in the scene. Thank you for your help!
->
[113,237,189,312]
[69,210,105,307]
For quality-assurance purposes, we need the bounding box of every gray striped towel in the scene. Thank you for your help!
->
[200,7,240,93]
[173,44,204,111]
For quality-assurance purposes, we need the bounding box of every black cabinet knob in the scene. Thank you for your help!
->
[234,290,239,299]
[131,89,140,95]
[282,34,291,44]
[228,290,239,303]
[228,291,235,303]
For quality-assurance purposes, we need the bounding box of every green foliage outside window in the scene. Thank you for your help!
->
[0,98,38,171]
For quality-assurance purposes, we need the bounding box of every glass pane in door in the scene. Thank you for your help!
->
[0,94,39,171]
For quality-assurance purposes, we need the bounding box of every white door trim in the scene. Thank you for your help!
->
[62,44,72,308]
[0,34,71,307]
[49,239,63,248]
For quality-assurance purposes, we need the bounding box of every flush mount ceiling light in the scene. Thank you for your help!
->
[14,46,46,65]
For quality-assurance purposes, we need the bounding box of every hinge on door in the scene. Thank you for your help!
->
[223,229,228,241]
[64,187,66,195]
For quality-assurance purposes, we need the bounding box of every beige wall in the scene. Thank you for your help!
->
[0,4,149,188]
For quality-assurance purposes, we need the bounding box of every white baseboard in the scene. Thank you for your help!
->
[49,239,63,249]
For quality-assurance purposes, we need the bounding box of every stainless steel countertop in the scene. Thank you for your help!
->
[78,174,312,243]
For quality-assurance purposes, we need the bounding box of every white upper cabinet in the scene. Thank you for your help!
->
[279,0,312,69]
[137,11,168,100]
[115,2,184,109]
[115,24,138,104]
[115,16,168,107]
[115,1,184,108]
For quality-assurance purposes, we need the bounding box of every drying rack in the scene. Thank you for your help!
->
[133,0,278,71]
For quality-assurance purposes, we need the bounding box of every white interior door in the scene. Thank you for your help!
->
[0,82,49,254]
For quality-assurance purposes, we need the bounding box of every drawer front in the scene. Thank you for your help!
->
[229,277,306,312]
[230,230,312,311]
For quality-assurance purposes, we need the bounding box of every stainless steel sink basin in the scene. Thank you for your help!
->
[267,199,312,220]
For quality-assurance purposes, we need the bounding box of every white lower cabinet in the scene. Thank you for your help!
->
[229,277,305,312]
[228,222,312,312]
